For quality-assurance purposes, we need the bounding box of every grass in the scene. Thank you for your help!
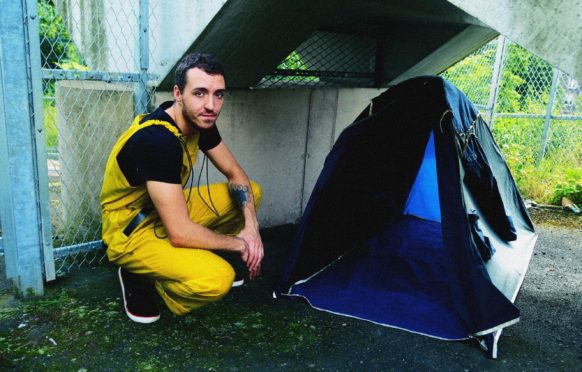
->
[493,118,582,205]
[0,267,336,371]
[43,101,58,151]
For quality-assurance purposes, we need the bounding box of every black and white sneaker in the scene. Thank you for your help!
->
[118,267,160,324]
[232,273,245,288]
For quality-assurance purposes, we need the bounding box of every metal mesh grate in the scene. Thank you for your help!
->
[256,31,377,88]
[497,43,556,116]
[440,39,499,110]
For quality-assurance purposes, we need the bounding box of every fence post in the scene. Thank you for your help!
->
[135,0,150,116]
[487,36,506,127]
[0,0,55,296]
[537,68,560,165]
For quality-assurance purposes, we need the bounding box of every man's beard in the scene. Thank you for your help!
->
[182,105,215,130]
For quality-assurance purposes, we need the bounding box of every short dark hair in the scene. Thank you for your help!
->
[174,53,225,92]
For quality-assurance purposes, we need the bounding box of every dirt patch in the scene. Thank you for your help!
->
[529,207,581,229]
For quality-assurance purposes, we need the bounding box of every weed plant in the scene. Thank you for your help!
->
[493,118,582,205]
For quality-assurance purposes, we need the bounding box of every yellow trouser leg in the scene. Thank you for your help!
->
[110,181,262,315]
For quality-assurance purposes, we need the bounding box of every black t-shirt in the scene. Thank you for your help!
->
[116,101,221,186]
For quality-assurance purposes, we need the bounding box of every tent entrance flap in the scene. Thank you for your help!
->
[403,131,441,222]
[289,216,467,340]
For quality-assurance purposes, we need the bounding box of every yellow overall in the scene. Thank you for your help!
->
[100,115,261,315]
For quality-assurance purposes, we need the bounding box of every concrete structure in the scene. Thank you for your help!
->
[55,81,136,239]
[156,88,382,227]
[55,0,226,78]
[158,0,581,88]
[158,0,496,89]
[51,82,379,230]
[447,0,581,82]
[56,0,581,86]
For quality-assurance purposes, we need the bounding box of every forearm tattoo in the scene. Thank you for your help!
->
[229,183,251,209]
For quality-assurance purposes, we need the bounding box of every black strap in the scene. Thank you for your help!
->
[468,212,495,261]
[123,206,153,237]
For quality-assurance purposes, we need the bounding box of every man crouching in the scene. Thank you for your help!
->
[100,53,263,322]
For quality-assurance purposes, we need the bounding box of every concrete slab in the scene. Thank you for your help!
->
[158,0,485,89]
[448,0,582,80]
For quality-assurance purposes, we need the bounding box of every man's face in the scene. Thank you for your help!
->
[176,67,226,131]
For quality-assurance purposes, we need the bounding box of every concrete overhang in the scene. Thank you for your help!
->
[56,0,581,89]
[447,0,582,83]
[158,0,496,89]
[157,0,581,90]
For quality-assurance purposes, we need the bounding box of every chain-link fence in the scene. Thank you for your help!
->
[443,38,582,206]
[38,0,159,274]
[9,1,578,278]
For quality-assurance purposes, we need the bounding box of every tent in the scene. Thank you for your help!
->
[277,76,537,358]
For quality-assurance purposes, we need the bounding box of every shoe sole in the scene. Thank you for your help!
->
[232,277,244,288]
[118,267,160,324]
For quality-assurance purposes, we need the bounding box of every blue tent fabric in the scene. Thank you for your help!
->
[290,216,467,339]
[403,132,441,222]
[278,76,535,357]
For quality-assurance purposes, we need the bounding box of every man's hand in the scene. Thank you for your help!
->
[233,236,250,260]
[237,224,263,280]
[205,142,263,279]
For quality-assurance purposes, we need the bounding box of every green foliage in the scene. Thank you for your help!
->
[38,0,82,69]
[43,100,58,149]
[492,118,582,205]
[275,51,319,84]
[38,0,86,150]
[278,51,309,70]
[38,0,86,98]
[441,47,495,105]
[441,39,581,206]
[492,118,542,168]
[55,60,90,71]
[497,67,525,112]
[552,174,582,205]
[497,44,554,113]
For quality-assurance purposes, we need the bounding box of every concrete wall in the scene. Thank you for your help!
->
[53,83,382,233]
[447,0,582,80]
[55,81,135,239]
[156,87,383,227]
[149,0,228,80]
[55,0,227,76]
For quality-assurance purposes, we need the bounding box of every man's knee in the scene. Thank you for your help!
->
[183,264,235,301]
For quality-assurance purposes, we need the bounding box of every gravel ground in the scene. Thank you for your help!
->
[0,210,580,370]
